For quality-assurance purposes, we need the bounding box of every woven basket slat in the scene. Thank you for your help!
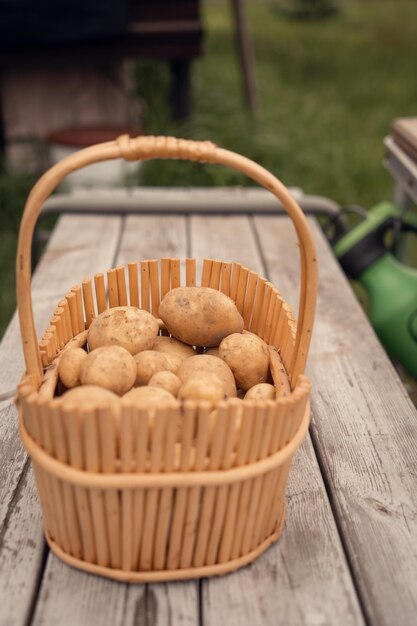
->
[62,482,82,559]
[161,258,171,299]
[77,484,96,563]
[185,258,196,287]
[93,273,106,314]
[217,481,239,563]
[107,268,119,308]
[116,266,128,306]
[139,260,150,312]
[209,259,222,290]
[252,469,275,549]
[127,262,139,307]
[242,475,264,556]
[230,479,252,560]
[154,486,174,570]
[82,278,95,327]
[201,258,212,288]
[205,484,228,566]
[193,485,216,567]
[140,490,159,571]
[105,498,121,567]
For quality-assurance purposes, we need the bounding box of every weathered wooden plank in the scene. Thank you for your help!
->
[0,466,46,626]
[0,214,122,626]
[33,214,199,626]
[254,215,417,626]
[33,558,131,626]
[191,215,261,277]
[116,214,188,264]
[191,215,364,626]
[0,214,122,397]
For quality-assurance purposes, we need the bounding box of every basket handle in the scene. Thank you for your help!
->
[16,135,317,387]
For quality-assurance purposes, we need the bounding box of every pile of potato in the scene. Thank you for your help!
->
[58,286,280,409]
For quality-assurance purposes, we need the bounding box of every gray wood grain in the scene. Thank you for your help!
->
[254,215,417,626]
[0,467,45,626]
[191,215,364,626]
[32,214,199,626]
[0,214,122,397]
[0,214,122,626]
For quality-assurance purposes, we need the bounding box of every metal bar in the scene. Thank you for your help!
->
[40,187,342,217]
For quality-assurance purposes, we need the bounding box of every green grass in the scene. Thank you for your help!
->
[1,0,417,345]
[138,0,417,207]
[0,170,36,336]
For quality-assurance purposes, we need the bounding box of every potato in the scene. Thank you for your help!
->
[80,346,136,395]
[244,383,276,400]
[159,287,244,347]
[153,336,196,361]
[87,306,158,355]
[123,386,177,407]
[58,347,87,388]
[219,332,269,391]
[177,354,237,398]
[178,373,227,407]
[148,371,181,397]
[134,351,182,386]
[58,385,119,409]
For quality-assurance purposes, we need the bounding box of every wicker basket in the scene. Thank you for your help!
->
[16,136,317,582]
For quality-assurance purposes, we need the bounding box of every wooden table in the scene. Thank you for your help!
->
[1,199,417,626]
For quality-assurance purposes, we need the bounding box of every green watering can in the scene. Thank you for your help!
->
[334,202,417,379]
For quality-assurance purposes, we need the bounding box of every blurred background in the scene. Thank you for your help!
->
[1,0,416,394]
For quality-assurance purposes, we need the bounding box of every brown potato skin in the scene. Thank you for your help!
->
[219,332,269,391]
[148,371,181,397]
[134,351,181,386]
[152,336,196,361]
[177,354,237,398]
[58,347,87,388]
[159,287,244,347]
[244,383,276,400]
[178,373,227,407]
[123,386,177,407]
[58,385,119,409]
[80,346,136,395]
[87,306,158,355]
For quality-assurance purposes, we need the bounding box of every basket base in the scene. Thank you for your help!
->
[44,503,286,583]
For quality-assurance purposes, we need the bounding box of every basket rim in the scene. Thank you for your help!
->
[20,402,310,489]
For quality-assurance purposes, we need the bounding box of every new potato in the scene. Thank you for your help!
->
[59,385,120,409]
[148,371,181,397]
[134,351,182,386]
[177,354,237,398]
[80,345,136,395]
[152,336,196,361]
[219,332,269,391]
[244,383,276,400]
[87,306,158,354]
[178,373,227,407]
[58,347,87,388]
[123,386,177,407]
[159,286,244,347]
